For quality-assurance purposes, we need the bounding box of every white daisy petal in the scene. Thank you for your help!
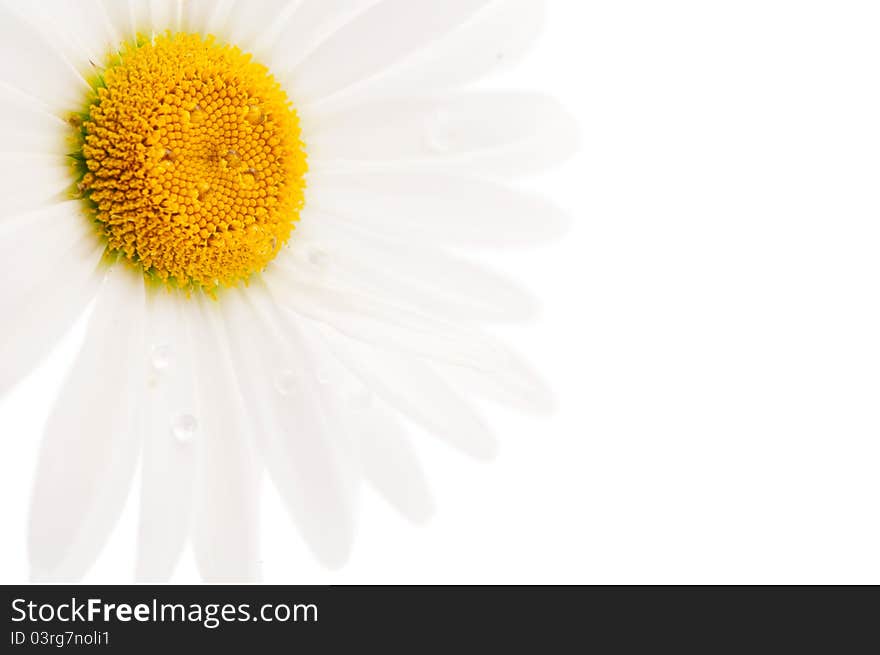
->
[129,0,154,35]
[305,171,570,247]
[306,0,546,111]
[19,0,120,73]
[438,359,554,415]
[0,1,89,108]
[115,0,167,39]
[129,0,181,37]
[97,0,136,41]
[247,0,312,59]
[0,204,105,398]
[268,265,494,361]
[0,85,68,155]
[288,0,491,104]
[267,262,554,413]
[308,92,577,178]
[0,201,89,272]
[326,334,498,459]
[288,220,538,322]
[191,298,262,583]
[265,0,380,78]
[357,405,435,523]
[135,292,198,583]
[298,319,432,521]
[0,154,71,221]
[149,0,183,33]
[28,265,145,581]
[296,320,362,490]
[0,232,95,366]
[269,263,521,370]
[180,0,237,35]
[224,286,357,568]
[221,0,303,56]
[445,337,556,415]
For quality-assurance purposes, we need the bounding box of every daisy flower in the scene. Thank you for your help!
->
[0,0,576,582]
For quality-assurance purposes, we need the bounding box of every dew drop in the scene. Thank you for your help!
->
[150,343,173,371]
[171,413,198,443]
[275,369,298,396]
[307,247,329,269]
[246,106,264,125]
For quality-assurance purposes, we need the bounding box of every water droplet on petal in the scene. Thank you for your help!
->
[275,369,298,396]
[150,343,173,371]
[171,414,198,443]
[307,247,329,269]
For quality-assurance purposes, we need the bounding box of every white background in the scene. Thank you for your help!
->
[2,0,880,584]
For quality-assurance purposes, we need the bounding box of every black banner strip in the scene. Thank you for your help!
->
[1,585,876,652]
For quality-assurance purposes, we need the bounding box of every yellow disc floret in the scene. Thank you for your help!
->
[75,33,307,290]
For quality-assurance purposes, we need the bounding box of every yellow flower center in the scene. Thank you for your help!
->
[74,32,307,290]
